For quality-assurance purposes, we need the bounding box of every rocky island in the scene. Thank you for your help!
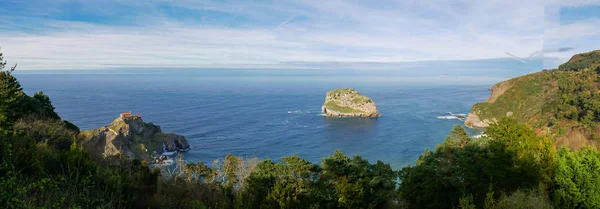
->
[322,88,380,117]
[80,112,190,163]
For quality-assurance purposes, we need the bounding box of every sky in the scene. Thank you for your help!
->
[0,0,599,70]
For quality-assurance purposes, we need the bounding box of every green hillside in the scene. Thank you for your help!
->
[467,50,600,148]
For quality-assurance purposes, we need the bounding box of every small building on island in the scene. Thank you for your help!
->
[120,112,131,119]
[120,112,140,119]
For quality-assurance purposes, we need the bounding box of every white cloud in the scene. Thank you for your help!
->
[0,0,598,70]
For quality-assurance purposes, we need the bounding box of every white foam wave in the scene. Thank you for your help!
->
[153,159,175,166]
[316,124,329,128]
[288,110,315,114]
[162,151,177,156]
[161,144,178,156]
[437,112,466,121]
[472,133,487,138]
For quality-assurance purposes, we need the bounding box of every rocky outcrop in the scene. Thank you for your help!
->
[464,112,496,128]
[322,88,380,117]
[80,116,190,162]
[164,133,190,152]
[465,79,516,128]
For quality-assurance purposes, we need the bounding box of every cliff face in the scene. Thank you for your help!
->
[465,69,556,128]
[322,88,380,117]
[464,80,514,128]
[80,116,189,161]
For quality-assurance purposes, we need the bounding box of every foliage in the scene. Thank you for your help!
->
[238,151,398,209]
[14,117,77,150]
[552,147,600,208]
[483,184,553,209]
[552,69,600,129]
[0,70,25,127]
[399,119,555,208]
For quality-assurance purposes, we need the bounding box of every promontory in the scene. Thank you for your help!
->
[80,112,190,162]
[322,88,380,117]
[464,49,600,150]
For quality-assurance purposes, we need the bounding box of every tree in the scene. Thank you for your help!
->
[553,147,600,208]
[320,150,398,209]
[485,117,556,185]
[399,119,556,208]
[32,91,60,119]
[0,48,27,127]
[0,70,24,127]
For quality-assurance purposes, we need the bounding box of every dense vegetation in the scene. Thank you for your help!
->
[3,49,600,208]
[400,118,557,208]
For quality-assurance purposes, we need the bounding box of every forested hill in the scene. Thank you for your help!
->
[466,49,600,149]
[558,49,600,71]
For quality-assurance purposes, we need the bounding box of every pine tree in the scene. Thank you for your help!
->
[0,52,23,126]
[0,47,30,127]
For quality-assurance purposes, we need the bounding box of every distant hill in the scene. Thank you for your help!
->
[558,50,600,71]
[465,49,600,149]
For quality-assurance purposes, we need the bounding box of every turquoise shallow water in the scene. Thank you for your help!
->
[15,69,504,169]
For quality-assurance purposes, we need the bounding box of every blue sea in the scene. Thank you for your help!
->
[14,64,539,169]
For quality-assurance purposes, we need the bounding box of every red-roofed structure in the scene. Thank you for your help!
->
[120,112,132,119]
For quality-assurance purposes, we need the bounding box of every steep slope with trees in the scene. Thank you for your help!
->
[466,50,600,149]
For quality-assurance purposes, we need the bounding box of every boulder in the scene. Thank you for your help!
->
[164,133,190,152]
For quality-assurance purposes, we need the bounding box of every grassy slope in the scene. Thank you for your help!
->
[324,88,372,113]
[324,101,364,113]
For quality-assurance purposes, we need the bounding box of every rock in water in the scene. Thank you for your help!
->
[80,116,190,162]
[322,88,380,117]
